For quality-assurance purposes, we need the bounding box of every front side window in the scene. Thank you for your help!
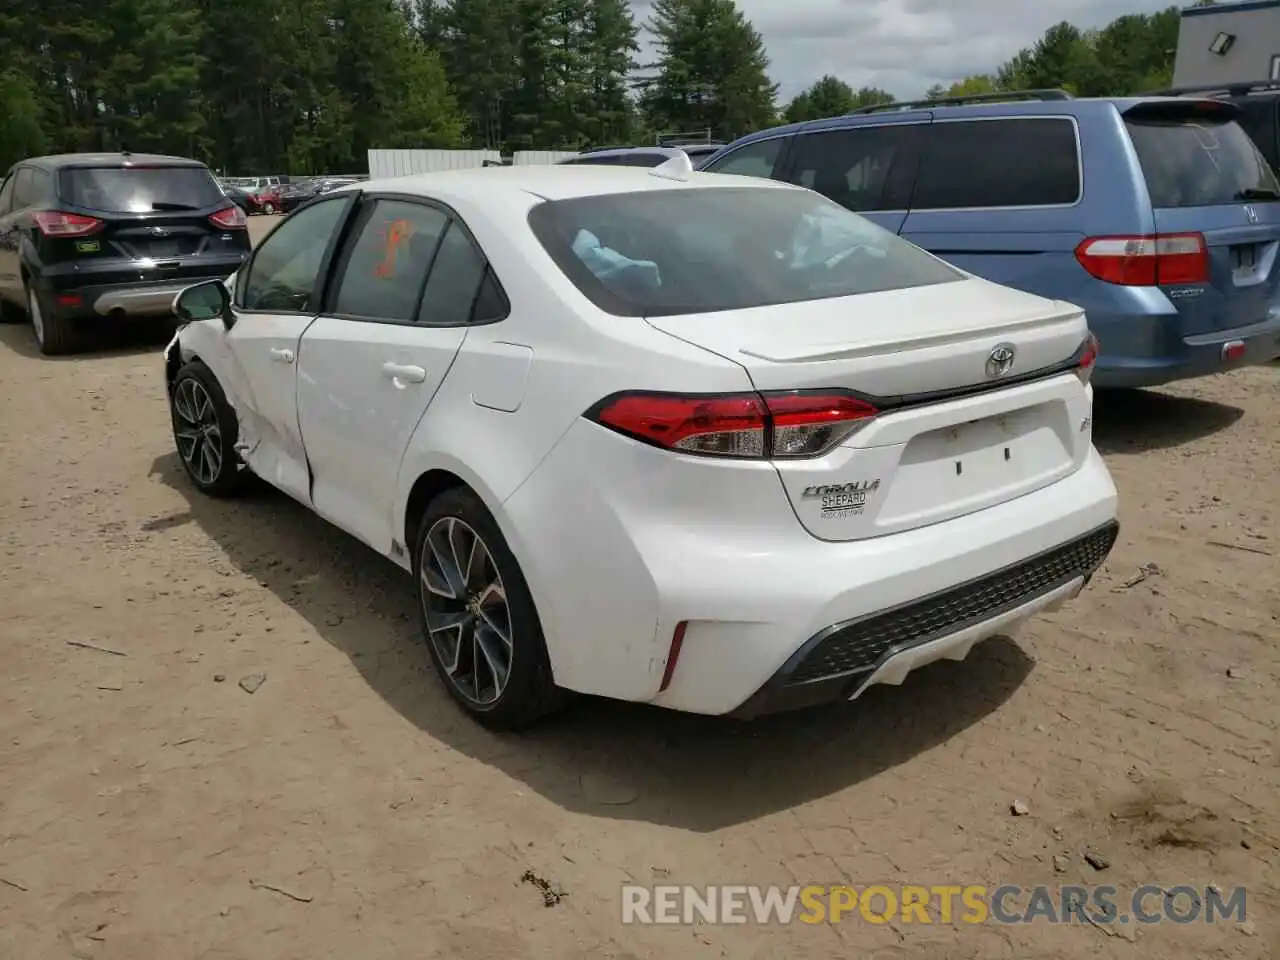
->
[912,118,1081,209]
[701,138,786,179]
[0,175,14,215]
[788,124,922,212]
[331,199,449,321]
[527,185,962,318]
[238,197,350,312]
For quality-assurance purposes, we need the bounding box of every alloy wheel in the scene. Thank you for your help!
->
[419,516,513,705]
[28,288,44,345]
[172,377,223,486]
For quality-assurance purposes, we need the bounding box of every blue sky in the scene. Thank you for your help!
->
[632,0,1184,102]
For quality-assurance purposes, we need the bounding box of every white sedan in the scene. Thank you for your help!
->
[164,158,1119,729]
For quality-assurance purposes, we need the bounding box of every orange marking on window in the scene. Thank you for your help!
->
[374,218,415,279]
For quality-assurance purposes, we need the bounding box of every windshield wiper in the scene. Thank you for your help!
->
[1235,188,1280,201]
[150,201,199,211]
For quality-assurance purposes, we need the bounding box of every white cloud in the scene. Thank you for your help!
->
[631,0,1180,102]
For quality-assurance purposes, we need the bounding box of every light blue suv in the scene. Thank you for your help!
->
[699,90,1280,388]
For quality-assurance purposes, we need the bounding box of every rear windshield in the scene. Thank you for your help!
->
[527,186,963,317]
[61,166,225,212]
[1125,116,1280,208]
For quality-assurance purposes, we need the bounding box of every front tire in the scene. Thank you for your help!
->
[414,487,567,729]
[169,361,247,497]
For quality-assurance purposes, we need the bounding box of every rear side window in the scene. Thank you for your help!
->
[60,166,226,212]
[332,199,449,321]
[912,118,1080,209]
[12,168,51,208]
[527,185,962,318]
[417,222,491,326]
[1125,115,1280,208]
[701,138,785,179]
[787,124,922,212]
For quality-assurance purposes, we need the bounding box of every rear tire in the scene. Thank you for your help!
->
[414,487,568,729]
[169,361,248,497]
[27,282,81,356]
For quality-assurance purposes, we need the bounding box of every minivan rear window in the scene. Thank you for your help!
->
[60,165,225,213]
[527,185,963,318]
[1125,117,1280,208]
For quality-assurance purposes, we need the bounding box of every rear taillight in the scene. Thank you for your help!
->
[1074,233,1208,286]
[1077,332,1099,384]
[210,205,247,229]
[33,211,103,237]
[586,389,878,460]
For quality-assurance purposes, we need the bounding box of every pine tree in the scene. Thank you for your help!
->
[642,0,776,142]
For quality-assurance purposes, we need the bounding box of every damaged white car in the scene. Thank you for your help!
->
[164,159,1119,729]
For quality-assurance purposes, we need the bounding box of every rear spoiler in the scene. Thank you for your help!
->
[1122,97,1241,123]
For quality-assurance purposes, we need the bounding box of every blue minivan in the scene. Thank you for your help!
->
[698,91,1280,387]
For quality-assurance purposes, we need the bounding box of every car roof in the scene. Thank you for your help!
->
[17,152,208,171]
[719,96,1205,152]
[351,164,801,203]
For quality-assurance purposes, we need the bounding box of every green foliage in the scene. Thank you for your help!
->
[783,77,892,122]
[640,0,777,142]
[0,0,1200,173]
[0,71,46,170]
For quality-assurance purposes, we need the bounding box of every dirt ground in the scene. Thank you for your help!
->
[1,214,1277,959]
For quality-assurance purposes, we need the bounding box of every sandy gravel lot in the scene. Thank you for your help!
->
[1,214,1277,958]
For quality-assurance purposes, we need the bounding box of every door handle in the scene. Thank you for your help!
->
[269,347,295,363]
[381,362,426,383]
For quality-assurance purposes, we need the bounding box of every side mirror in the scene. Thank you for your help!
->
[173,279,234,330]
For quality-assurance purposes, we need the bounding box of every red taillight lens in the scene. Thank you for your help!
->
[210,205,247,229]
[1074,233,1208,286]
[1077,332,1099,383]
[33,211,103,237]
[587,389,878,459]
[763,391,880,457]
[591,391,767,458]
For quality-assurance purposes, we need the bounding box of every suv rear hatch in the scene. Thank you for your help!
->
[1120,99,1280,336]
[55,163,248,274]
[646,278,1093,541]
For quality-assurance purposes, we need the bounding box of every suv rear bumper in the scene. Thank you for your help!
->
[1093,312,1280,388]
[35,268,241,321]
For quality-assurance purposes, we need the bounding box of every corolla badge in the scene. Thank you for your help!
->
[985,342,1017,379]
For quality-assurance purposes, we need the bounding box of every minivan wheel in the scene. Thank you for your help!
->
[27,283,80,356]
[169,361,247,497]
[414,488,568,729]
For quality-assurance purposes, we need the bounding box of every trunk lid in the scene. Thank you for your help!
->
[1124,101,1280,336]
[646,277,1094,541]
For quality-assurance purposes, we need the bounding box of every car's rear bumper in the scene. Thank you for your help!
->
[727,521,1116,718]
[502,417,1120,717]
[1092,311,1280,388]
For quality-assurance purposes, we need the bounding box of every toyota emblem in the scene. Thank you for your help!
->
[985,343,1017,379]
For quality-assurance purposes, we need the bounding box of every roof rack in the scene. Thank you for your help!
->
[849,88,1073,115]
[1142,79,1280,98]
